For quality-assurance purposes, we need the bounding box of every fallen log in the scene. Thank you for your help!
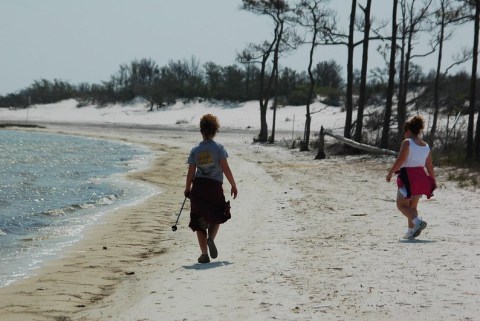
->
[319,126,398,157]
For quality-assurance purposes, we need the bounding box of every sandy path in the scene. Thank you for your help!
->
[75,128,310,321]
[0,124,479,321]
[232,145,480,321]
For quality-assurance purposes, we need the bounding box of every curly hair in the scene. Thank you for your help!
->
[403,115,424,136]
[200,114,220,139]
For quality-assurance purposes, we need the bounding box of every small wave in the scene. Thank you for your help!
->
[39,195,119,217]
[42,208,65,216]
[20,233,57,242]
[40,206,75,216]
[40,203,90,216]
[78,203,95,209]
[96,194,117,205]
[0,229,6,236]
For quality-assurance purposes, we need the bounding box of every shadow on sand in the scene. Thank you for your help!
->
[182,261,233,270]
[398,239,436,244]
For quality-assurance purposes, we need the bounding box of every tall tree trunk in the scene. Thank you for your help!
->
[398,9,416,143]
[344,0,357,139]
[258,57,270,142]
[269,18,284,144]
[259,106,268,141]
[398,30,413,132]
[468,0,480,160]
[397,1,407,143]
[270,65,279,143]
[429,3,446,147]
[245,64,251,100]
[257,24,279,143]
[381,0,398,148]
[301,9,318,152]
[354,0,372,143]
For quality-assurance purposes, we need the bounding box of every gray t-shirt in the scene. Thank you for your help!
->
[187,140,228,183]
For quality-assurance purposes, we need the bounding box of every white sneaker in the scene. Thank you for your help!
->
[403,229,415,240]
[412,220,427,238]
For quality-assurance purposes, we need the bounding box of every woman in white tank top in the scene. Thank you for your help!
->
[386,116,436,240]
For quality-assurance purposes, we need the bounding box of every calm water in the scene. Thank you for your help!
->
[0,130,155,287]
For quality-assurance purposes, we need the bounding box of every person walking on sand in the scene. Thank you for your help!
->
[185,114,238,263]
[386,115,436,240]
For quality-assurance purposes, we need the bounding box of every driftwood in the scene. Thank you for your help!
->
[317,126,398,157]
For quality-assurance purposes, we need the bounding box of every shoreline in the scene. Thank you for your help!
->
[0,127,161,289]
[0,123,479,321]
[0,124,199,321]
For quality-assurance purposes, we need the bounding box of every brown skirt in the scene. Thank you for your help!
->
[188,177,231,233]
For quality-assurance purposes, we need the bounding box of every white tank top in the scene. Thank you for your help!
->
[401,138,430,168]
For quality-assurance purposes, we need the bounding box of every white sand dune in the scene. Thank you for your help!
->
[0,99,346,135]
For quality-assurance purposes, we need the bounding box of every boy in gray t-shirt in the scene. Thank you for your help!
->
[188,140,228,183]
[184,114,238,264]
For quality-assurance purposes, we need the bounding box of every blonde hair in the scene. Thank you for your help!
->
[200,114,220,139]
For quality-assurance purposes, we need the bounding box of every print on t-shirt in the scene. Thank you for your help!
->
[198,151,214,175]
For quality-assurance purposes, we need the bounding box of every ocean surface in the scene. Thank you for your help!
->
[0,129,155,287]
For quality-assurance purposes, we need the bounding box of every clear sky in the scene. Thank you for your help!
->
[0,0,474,95]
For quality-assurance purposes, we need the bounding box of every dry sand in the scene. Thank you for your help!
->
[0,123,479,321]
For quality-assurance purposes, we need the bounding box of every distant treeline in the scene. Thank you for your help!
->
[0,56,474,116]
[0,57,345,110]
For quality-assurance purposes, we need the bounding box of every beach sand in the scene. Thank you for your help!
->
[0,122,479,321]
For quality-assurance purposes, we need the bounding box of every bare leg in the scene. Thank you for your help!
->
[396,196,420,228]
[196,231,208,255]
[409,197,420,217]
[207,224,220,240]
